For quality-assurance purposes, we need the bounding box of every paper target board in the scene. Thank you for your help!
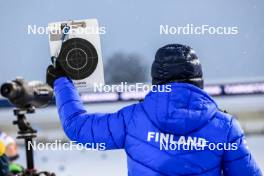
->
[48,19,104,91]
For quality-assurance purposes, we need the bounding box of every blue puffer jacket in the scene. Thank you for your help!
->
[54,77,262,176]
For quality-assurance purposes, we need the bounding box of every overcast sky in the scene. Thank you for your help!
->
[0,0,263,84]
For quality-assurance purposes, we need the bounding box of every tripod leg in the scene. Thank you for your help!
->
[25,138,35,171]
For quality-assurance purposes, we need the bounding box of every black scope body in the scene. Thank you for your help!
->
[0,78,53,109]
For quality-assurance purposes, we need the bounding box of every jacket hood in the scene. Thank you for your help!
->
[142,83,218,135]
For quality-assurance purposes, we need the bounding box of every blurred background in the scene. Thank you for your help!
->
[0,0,264,175]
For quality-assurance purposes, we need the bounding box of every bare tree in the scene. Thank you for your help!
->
[104,52,148,84]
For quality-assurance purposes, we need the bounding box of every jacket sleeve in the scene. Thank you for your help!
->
[53,77,133,150]
[222,118,262,176]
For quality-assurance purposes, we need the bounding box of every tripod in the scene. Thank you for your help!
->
[13,107,55,176]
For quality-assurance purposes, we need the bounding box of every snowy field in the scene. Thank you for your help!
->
[15,135,264,176]
[0,95,264,175]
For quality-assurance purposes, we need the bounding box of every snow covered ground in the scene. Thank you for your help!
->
[0,95,263,175]
[15,135,264,176]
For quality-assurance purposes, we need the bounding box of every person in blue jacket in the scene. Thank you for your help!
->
[46,44,262,176]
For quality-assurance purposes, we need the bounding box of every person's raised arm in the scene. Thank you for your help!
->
[47,65,134,150]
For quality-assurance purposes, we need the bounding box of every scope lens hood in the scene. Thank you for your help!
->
[1,82,17,99]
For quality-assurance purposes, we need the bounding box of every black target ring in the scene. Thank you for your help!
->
[57,38,98,80]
